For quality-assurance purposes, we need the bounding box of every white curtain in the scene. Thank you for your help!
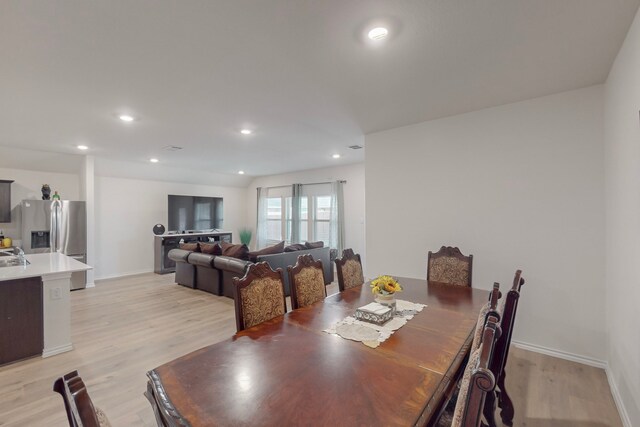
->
[329,180,345,253]
[256,187,268,249]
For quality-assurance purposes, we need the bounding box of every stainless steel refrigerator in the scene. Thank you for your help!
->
[21,200,87,290]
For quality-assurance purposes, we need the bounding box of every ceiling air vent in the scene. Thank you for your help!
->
[348,145,363,150]
[162,145,183,151]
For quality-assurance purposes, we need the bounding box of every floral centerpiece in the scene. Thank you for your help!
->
[370,275,402,313]
[370,275,402,295]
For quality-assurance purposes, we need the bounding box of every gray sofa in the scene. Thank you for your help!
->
[256,246,334,295]
[168,245,333,298]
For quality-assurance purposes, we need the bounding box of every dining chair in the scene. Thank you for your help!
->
[335,248,364,292]
[471,283,501,352]
[287,254,326,310]
[449,313,500,427]
[53,370,111,427]
[427,246,473,287]
[233,261,287,332]
[483,269,525,427]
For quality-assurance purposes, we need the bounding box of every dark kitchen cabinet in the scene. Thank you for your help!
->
[0,180,14,223]
[0,276,43,365]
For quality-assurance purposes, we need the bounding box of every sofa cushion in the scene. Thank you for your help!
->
[179,242,200,252]
[168,249,192,262]
[200,242,222,255]
[248,241,285,262]
[305,241,324,249]
[220,242,250,260]
[284,243,306,252]
[214,256,253,275]
[188,252,216,267]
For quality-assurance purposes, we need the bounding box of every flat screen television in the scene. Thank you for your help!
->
[168,195,223,232]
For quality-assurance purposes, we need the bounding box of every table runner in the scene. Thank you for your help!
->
[323,299,426,348]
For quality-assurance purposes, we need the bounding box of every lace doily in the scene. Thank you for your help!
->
[324,299,426,348]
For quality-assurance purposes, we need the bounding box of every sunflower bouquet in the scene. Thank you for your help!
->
[370,275,402,296]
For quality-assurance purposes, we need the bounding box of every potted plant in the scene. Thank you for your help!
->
[239,227,253,247]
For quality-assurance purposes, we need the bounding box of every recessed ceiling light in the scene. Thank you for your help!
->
[332,154,341,159]
[368,27,389,40]
[238,170,245,175]
[119,114,135,122]
[240,129,252,135]
[150,158,159,163]
[77,145,89,150]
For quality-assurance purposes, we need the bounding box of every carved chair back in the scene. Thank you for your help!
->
[427,246,473,287]
[233,262,287,332]
[471,283,501,352]
[335,248,364,292]
[53,370,106,427]
[452,315,501,427]
[485,269,525,425]
[288,254,326,310]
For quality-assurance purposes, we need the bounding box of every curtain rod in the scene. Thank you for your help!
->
[261,180,346,190]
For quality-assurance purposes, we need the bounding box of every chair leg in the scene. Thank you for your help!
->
[483,389,498,427]
[497,372,515,426]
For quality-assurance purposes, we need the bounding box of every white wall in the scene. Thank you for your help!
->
[0,166,80,243]
[365,86,606,362]
[246,163,366,265]
[604,5,640,426]
[94,176,248,279]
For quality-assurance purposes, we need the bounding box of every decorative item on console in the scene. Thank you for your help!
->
[239,227,252,247]
[41,184,51,200]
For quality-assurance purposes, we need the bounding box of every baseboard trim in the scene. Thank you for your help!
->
[605,365,632,427]
[94,269,154,282]
[511,340,607,369]
[42,343,73,358]
[86,282,95,288]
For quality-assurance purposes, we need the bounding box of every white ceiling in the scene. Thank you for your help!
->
[1,0,638,177]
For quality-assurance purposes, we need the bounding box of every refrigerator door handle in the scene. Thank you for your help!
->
[49,205,55,252]
[50,200,60,252]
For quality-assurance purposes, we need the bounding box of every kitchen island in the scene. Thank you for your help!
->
[0,252,91,365]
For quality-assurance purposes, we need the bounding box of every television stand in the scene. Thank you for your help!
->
[153,231,232,274]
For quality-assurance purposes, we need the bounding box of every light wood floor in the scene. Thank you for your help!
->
[0,273,622,426]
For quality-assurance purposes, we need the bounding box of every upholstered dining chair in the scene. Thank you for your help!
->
[437,314,501,427]
[452,314,500,427]
[427,246,473,287]
[335,248,364,292]
[53,370,111,427]
[233,262,287,332]
[484,269,526,427]
[288,254,326,310]
[471,283,501,352]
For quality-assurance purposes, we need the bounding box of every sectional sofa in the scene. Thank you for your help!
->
[168,244,334,298]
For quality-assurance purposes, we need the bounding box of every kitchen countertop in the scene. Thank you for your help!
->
[0,252,92,281]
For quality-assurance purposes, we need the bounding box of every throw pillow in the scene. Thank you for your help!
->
[200,242,222,255]
[220,242,250,260]
[179,242,200,252]
[305,241,324,249]
[247,241,285,262]
[284,243,306,252]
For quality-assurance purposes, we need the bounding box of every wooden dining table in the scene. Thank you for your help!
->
[145,277,489,427]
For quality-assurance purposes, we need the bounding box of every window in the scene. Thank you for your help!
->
[266,197,284,243]
[257,182,344,251]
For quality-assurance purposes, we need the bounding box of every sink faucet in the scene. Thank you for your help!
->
[14,247,25,264]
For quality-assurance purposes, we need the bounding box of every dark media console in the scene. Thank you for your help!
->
[154,231,232,274]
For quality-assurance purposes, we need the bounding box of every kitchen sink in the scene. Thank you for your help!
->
[0,257,29,267]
